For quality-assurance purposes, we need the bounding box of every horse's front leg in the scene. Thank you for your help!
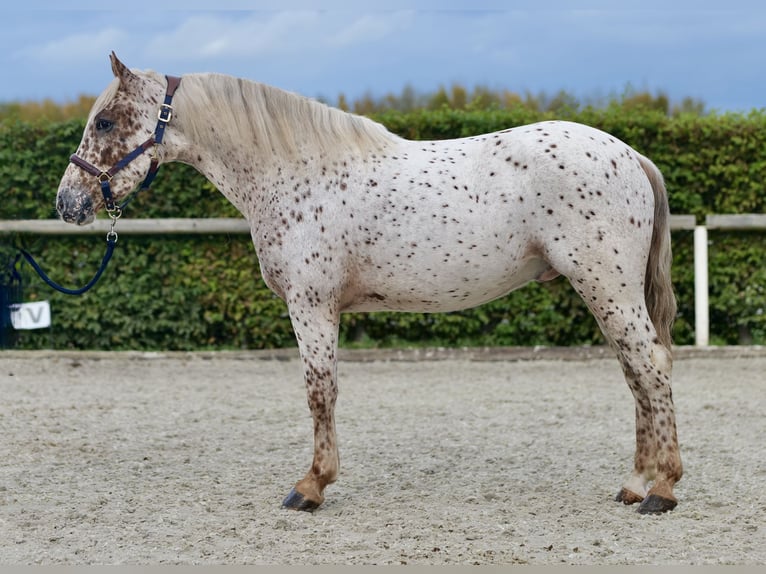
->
[281,298,341,511]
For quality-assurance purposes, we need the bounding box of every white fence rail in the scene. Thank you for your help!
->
[0,216,699,235]
[0,218,251,235]
[1,215,764,347]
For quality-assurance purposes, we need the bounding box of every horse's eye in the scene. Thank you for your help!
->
[95,118,114,133]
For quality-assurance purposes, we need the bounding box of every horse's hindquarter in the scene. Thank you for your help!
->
[254,121,655,314]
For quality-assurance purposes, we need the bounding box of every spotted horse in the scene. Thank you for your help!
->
[56,53,682,514]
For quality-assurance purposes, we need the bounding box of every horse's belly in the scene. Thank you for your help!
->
[343,254,551,313]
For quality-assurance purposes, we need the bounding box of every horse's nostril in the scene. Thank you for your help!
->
[56,190,94,224]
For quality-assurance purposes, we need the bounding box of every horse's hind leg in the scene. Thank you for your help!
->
[613,341,681,513]
[569,276,682,513]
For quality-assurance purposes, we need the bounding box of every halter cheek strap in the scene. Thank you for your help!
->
[69,75,182,214]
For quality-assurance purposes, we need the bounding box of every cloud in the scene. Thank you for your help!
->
[144,10,416,63]
[326,11,415,48]
[145,11,323,61]
[14,27,127,64]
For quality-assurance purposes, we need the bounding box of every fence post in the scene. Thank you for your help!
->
[694,225,709,346]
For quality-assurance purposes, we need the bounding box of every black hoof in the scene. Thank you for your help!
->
[637,494,677,514]
[282,488,320,512]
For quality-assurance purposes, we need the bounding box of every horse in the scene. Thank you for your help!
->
[56,53,682,515]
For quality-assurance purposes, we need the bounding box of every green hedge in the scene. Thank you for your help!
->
[1,107,764,350]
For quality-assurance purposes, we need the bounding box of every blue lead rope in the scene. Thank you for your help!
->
[18,209,122,296]
[19,234,117,296]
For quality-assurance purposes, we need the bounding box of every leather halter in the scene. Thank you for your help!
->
[69,75,182,213]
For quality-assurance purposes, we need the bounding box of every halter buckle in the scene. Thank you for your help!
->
[158,103,173,123]
[97,171,113,184]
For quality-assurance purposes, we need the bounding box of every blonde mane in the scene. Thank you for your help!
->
[144,70,398,159]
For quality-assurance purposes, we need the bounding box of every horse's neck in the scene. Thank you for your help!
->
[168,74,402,216]
[169,96,271,212]
[172,115,344,218]
[181,142,271,217]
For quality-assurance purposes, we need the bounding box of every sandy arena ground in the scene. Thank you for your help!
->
[0,346,763,565]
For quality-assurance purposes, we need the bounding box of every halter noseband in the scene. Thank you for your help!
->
[69,75,182,214]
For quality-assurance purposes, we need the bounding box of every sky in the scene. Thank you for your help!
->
[2,1,766,113]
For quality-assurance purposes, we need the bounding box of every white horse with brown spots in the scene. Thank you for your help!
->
[56,53,682,514]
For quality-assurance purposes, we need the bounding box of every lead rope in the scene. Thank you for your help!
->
[18,209,121,296]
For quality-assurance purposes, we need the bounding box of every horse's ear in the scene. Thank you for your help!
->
[109,51,139,86]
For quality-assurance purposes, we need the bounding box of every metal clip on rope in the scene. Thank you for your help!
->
[106,206,121,243]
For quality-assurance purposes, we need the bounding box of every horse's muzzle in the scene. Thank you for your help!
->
[57,188,95,225]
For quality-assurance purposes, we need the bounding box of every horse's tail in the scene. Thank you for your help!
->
[637,154,676,349]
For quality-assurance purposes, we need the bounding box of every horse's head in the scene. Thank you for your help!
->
[56,53,173,225]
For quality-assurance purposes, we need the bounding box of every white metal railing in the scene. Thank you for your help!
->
[1,214,764,347]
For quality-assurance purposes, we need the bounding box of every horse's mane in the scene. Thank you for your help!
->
[142,70,398,159]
